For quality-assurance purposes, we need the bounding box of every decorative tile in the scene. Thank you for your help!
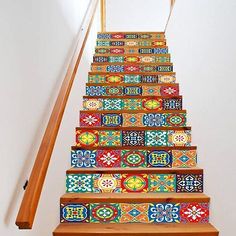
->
[153,48,168,54]
[148,203,180,223]
[123,99,142,110]
[158,74,176,83]
[140,65,156,72]
[125,56,140,63]
[120,204,149,223]
[157,65,173,72]
[93,56,108,63]
[124,65,140,72]
[122,174,148,193]
[83,98,103,111]
[88,74,105,83]
[143,98,163,110]
[101,113,122,127]
[105,74,124,83]
[103,99,123,110]
[112,33,125,39]
[140,56,155,63]
[166,113,186,127]
[142,86,161,96]
[99,130,122,147]
[71,150,96,168]
[145,130,168,146]
[76,130,99,147]
[95,48,110,54]
[93,174,121,193]
[172,150,197,168]
[167,130,191,146]
[149,174,176,192]
[161,86,179,96]
[124,86,142,96]
[124,75,141,83]
[163,98,182,110]
[110,48,125,54]
[122,130,145,146]
[90,203,120,223]
[143,113,166,127]
[66,174,93,193]
[107,65,124,72]
[105,86,123,96]
[97,150,121,167]
[180,203,209,223]
[86,86,105,96]
[80,113,101,127]
[121,150,146,167]
[141,75,158,83]
[108,56,124,63]
[123,113,144,127]
[176,174,203,193]
[125,34,138,39]
[61,203,90,223]
[97,33,111,39]
[147,150,172,167]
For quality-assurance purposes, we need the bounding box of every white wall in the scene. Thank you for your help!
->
[0,0,100,235]
[165,1,236,235]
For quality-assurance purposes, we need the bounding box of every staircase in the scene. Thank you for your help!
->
[53,32,219,235]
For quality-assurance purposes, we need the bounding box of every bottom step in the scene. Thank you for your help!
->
[53,223,219,236]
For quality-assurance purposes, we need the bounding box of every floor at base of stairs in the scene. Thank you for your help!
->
[53,223,219,236]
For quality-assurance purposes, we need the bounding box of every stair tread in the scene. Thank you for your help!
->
[86,82,177,86]
[53,223,219,236]
[80,110,186,114]
[76,127,191,130]
[88,72,175,75]
[71,146,197,150]
[83,95,181,99]
[61,193,210,203]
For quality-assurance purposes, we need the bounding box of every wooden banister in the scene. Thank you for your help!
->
[101,0,106,31]
[15,0,99,229]
[164,0,176,32]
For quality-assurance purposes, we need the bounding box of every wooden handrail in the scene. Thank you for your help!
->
[164,0,176,32]
[101,0,106,31]
[15,0,99,229]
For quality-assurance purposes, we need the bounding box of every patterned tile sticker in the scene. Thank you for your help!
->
[123,99,142,110]
[167,130,191,146]
[105,74,124,83]
[76,130,99,147]
[124,75,141,83]
[161,86,179,96]
[66,174,93,193]
[149,174,176,192]
[172,150,197,168]
[124,86,142,96]
[83,98,103,111]
[86,86,105,96]
[148,203,180,223]
[143,113,166,127]
[176,174,203,193]
[122,130,145,146]
[105,86,123,96]
[71,150,96,168]
[143,98,163,110]
[61,203,90,223]
[90,203,120,223]
[123,113,144,127]
[145,130,168,146]
[93,174,121,193]
[97,150,121,167]
[166,113,186,127]
[80,113,101,127]
[103,98,123,110]
[122,174,148,193]
[120,204,149,223]
[158,74,176,83]
[147,150,172,167]
[180,203,209,223]
[88,74,105,83]
[99,130,122,147]
[121,150,146,167]
[142,86,161,96]
[163,98,182,110]
[101,113,122,127]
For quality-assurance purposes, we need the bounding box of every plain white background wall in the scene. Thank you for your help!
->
[0,0,100,235]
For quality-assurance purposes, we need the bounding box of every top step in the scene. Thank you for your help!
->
[97,32,165,40]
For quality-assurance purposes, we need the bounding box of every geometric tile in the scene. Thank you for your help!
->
[80,113,101,127]
[147,150,172,167]
[99,130,122,146]
[93,174,121,193]
[122,130,145,146]
[143,113,166,127]
[124,75,141,83]
[161,86,179,96]
[83,98,103,110]
[123,113,144,127]
[158,74,176,83]
[149,174,176,192]
[167,130,191,146]
[121,174,148,193]
[148,203,180,223]
[143,98,163,110]
[97,150,121,168]
[172,150,197,168]
[120,203,149,223]
[121,150,146,167]
[145,130,168,146]
[176,174,203,193]
[86,86,105,96]
[76,130,99,147]
[105,74,124,83]
[71,150,96,168]
[66,174,93,193]
[180,203,209,223]
[142,86,161,96]
[105,86,123,96]
[163,98,182,110]
[88,74,106,83]
[103,99,123,110]
[124,86,142,96]
[166,113,186,127]
[101,113,122,127]
[123,99,142,110]
[60,203,90,223]
[90,203,120,223]
[141,75,158,83]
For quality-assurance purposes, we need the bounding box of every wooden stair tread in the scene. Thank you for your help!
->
[61,193,210,203]
[53,223,219,236]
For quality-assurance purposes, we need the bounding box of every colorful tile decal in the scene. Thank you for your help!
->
[97,33,165,39]
[66,174,93,193]
[147,150,172,168]
[122,130,145,146]
[149,174,176,192]
[96,40,166,47]
[61,202,209,223]
[121,174,148,193]
[99,130,122,146]
[76,130,99,147]
[80,113,101,127]
[121,150,147,167]
[176,174,203,193]
[96,150,121,168]
[71,150,96,168]
[172,150,197,168]
[101,113,122,127]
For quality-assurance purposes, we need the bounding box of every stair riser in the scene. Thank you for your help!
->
[80,112,186,128]
[76,129,191,148]
[95,47,168,54]
[91,64,173,73]
[86,85,179,97]
[60,202,209,223]
[88,73,176,84]
[96,40,166,47]
[71,149,197,168]
[93,55,171,63]
[83,98,182,111]
[97,33,165,39]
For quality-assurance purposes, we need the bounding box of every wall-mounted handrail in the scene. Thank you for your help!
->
[15,0,99,229]
[164,0,176,32]
[101,0,106,31]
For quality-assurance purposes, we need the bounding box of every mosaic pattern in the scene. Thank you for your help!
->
[97,150,121,167]
[122,113,144,127]
[121,174,148,193]
[167,130,191,146]
[122,130,145,146]
[71,150,96,168]
[80,113,101,127]
[66,174,93,193]
[61,202,210,223]
[121,150,146,167]
[176,174,203,193]
[76,130,99,147]
[145,130,168,146]
[101,113,122,127]
[149,174,176,192]
[172,150,197,168]
[99,130,122,146]
[147,150,172,167]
